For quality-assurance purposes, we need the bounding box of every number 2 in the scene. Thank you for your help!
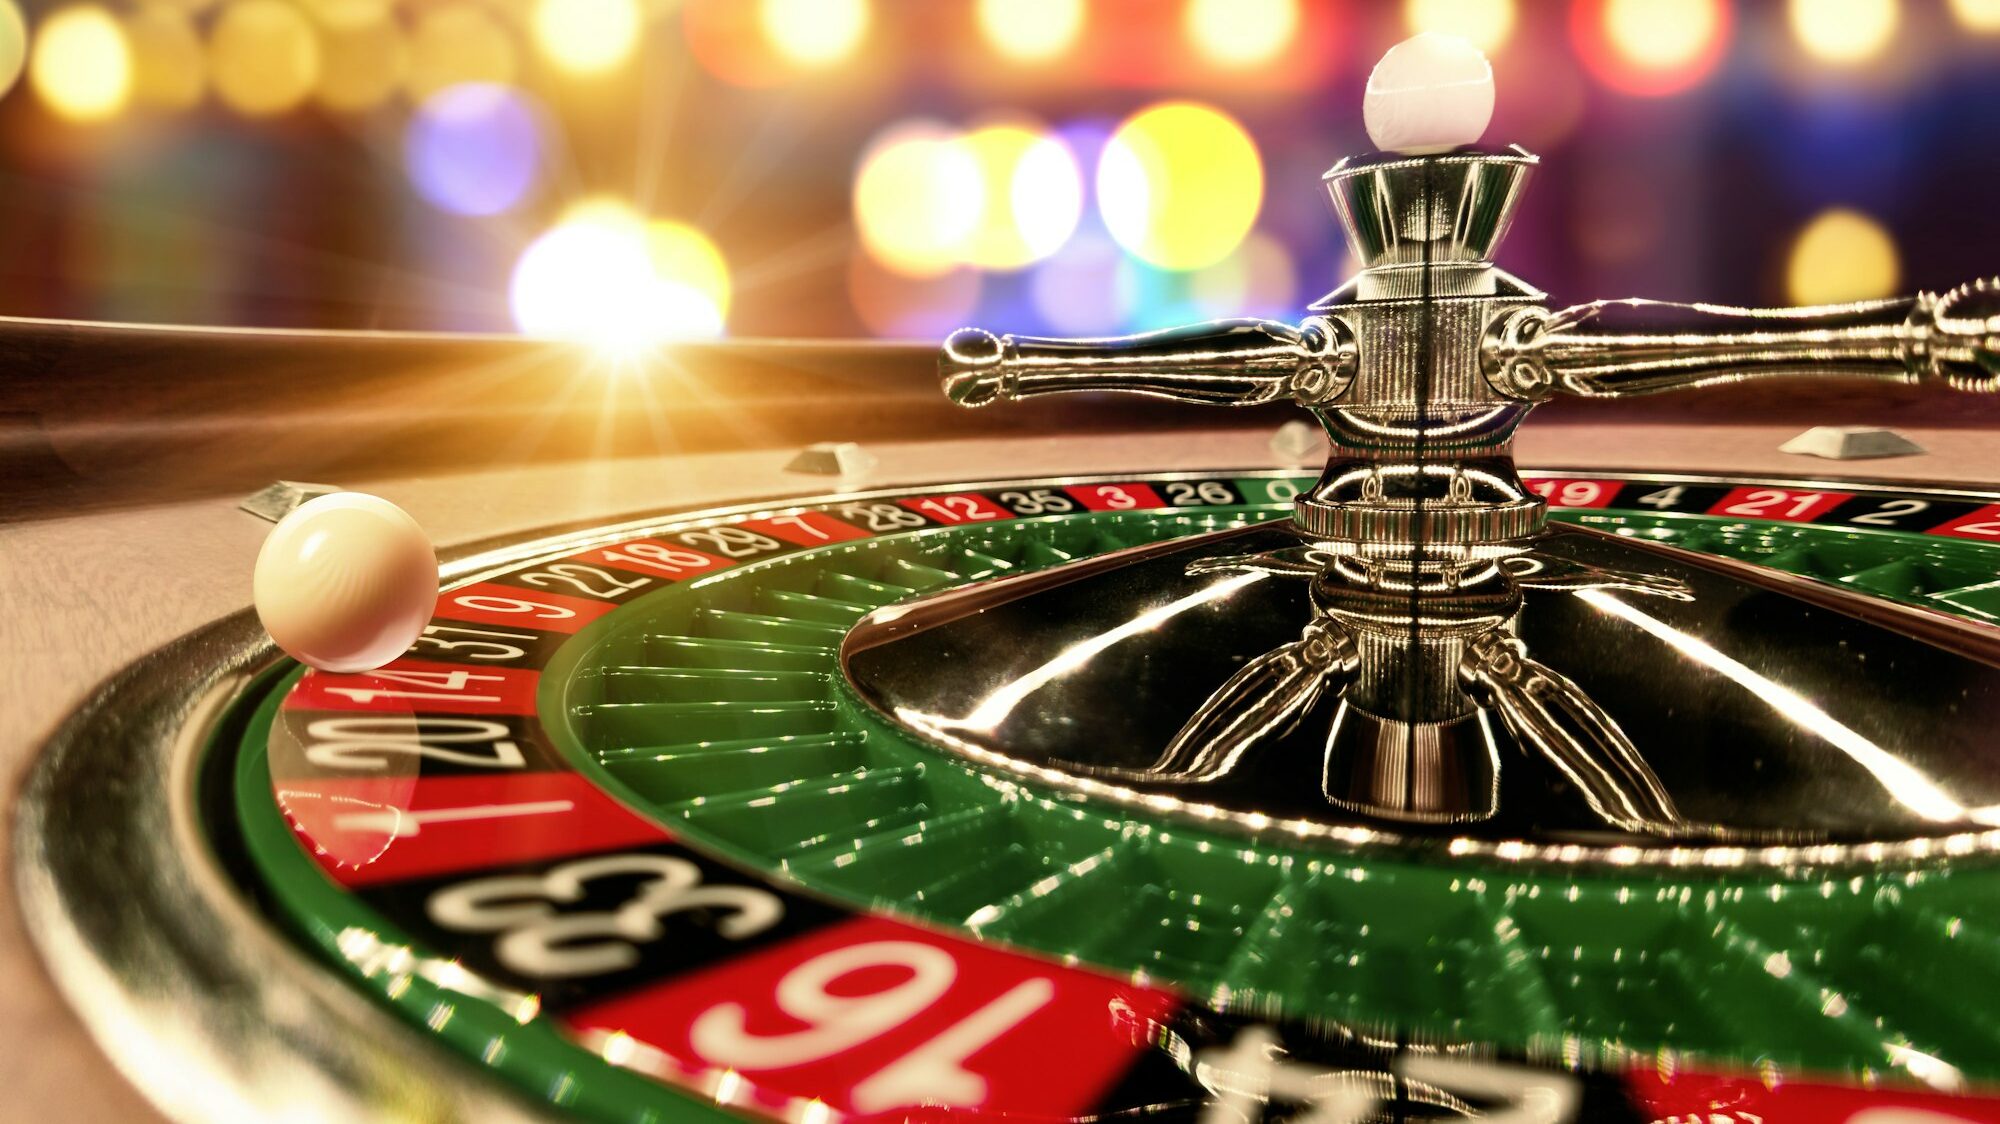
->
[1850,498,1929,527]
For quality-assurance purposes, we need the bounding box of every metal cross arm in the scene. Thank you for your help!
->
[1483,282,2000,400]
[940,316,1359,409]
[935,145,2000,546]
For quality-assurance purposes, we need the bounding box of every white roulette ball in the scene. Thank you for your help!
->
[1363,32,1496,156]
[253,492,437,673]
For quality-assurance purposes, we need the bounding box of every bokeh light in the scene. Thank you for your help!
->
[1405,0,1516,54]
[512,201,729,348]
[1788,0,1898,64]
[0,0,29,102]
[646,219,732,321]
[1185,0,1296,67]
[849,250,980,338]
[405,83,541,216]
[125,6,206,110]
[30,6,131,122]
[1029,234,1138,335]
[1786,207,1898,305]
[852,121,982,278]
[1187,231,1298,319]
[1098,102,1263,272]
[1496,38,1588,150]
[296,0,387,31]
[532,0,640,77]
[1949,0,2000,32]
[961,123,1082,271]
[976,0,1083,64]
[406,4,515,101]
[314,14,404,112]
[1573,0,1731,97]
[681,0,786,87]
[208,0,320,117]
[760,0,867,69]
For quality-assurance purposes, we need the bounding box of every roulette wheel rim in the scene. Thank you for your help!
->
[21,467,2000,1121]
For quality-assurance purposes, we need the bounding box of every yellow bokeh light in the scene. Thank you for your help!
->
[126,6,206,110]
[976,0,1083,64]
[1098,102,1264,272]
[209,0,320,116]
[646,220,732,320]
[1788,0,1898,64]
[0,0,27,101]
[852,122,983,278]
[560,194,644,230]
[295,0,388,31]
[30,6,131,122]
[759,0,867,69]
[532,0,640,76]
[1185,0,1296,67]
[960,123,1081,271]
[1604,0,1720,71]
[407,4,515,101]
[1786,208,1899,306]
[315,14,404,111]
[1950,0,2000,32]
[512,203,728,350]
[1405,0,1516,53]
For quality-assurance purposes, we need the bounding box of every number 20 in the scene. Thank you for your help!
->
[303,716,526,771]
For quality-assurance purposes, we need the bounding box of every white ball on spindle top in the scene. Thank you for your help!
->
[254,492,437,673]
[1363,32,1495,156]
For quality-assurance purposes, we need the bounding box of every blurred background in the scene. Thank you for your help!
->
[0,0,1997,344]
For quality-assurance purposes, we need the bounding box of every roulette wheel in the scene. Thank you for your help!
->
[11,22,2000,1124]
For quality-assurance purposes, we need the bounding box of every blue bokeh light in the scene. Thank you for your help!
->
[404,83,543,217]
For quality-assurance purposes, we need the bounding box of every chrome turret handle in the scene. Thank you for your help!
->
[940,317,1358,408]
[1484,280,2000,400]
[936,92,2000,547]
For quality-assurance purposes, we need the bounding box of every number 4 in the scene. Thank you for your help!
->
[320,668,505,705]
[1636,486,1686,509]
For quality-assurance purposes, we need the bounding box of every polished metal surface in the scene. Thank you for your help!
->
[912,132,2000,863]
[941,315,1358,408]
[1319,146,1541,300]
[14,618,562,1123]
[843,516,2000,866]
[1484,282,2000,399]
[936,146,2000,547]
